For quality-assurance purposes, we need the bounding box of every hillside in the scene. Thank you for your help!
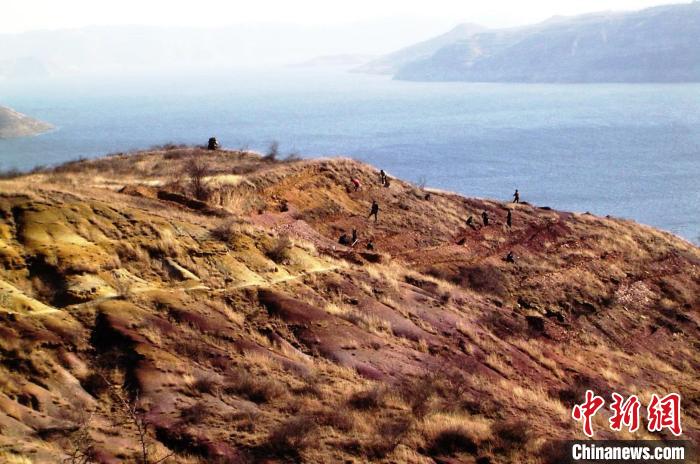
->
[354,23,486,75]
[0,146,698,463]
[383,3,700,82]
[0,106,52,139]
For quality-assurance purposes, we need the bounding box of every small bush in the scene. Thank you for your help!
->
[223,368,285,404]
[348,386,386,410]
[210,220,237,243]
[193,374,220,395]
[365,417,412,458]
[428,427,477,456]
[0,168,23,179]
[493,419,530,452]
[266,415,318,456]
[316,407,355,432]
[264,234,293,264]
[263,141,279,162]
[185,158,210,201]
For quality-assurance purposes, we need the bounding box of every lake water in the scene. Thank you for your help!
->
[1,69,698,244]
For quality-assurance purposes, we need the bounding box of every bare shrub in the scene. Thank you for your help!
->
[193,373,220,395]
[266,415,318,457]
[315,407,355,432]
[427,426,477,456]
[365,416,412,459]
[223,368,286,404]
[185,158,210,201]
[493,418,530,452]
[284,152,301,162]
[263,234,293,264]
[263,141,279,162]
[0,167,24,179]
[348,385,386,410]
[63,412,97,464]
[108,385,174,464]
[210,219,249,246]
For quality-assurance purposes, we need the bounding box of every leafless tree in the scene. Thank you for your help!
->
[109,385,173,464]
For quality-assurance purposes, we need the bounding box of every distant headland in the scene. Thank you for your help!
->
[0,105,53,139]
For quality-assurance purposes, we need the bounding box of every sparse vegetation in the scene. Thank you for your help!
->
[265,415,319,457]
[263,233,293,263]
[223,367,286,404]
[0,148,697,463]
[185,158,210,201]
[264,141,280,161]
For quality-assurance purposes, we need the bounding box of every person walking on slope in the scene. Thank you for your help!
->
[351,178,362,192]
[368,200,379,223]
[481,211,489,226]
[513,189,520,204]
[466,216,477,230]
[379,169,387,186]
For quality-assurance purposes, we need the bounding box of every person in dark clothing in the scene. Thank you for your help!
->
[368,200,379,223]
[506,210,512,228]
[466,215,477,230]
[338,231,350,246]
[504,251,515,263]
[481,211,489,226]
[351,228,359,247]
[379,170,387,186]
[207,137,219,150]
[513,189,520,203]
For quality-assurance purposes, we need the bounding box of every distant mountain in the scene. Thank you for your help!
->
[381,3,700,82]
[0,106,53,139]
[0,20,456,77]
[355,23,487,74]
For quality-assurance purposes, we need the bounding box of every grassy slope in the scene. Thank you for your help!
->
[0,146,698,463]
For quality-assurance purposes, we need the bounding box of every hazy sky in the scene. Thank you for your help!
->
[2,0,686,34]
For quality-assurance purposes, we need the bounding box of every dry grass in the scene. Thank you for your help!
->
[418,412,492,455]
[223,367,286,404]
[265,415,319,457]
[323,301,392,335]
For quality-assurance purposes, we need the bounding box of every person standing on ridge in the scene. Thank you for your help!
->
[379,170,387,186]
[513,189,520,203]
[482,211,489,226]
[368,200,379,223]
